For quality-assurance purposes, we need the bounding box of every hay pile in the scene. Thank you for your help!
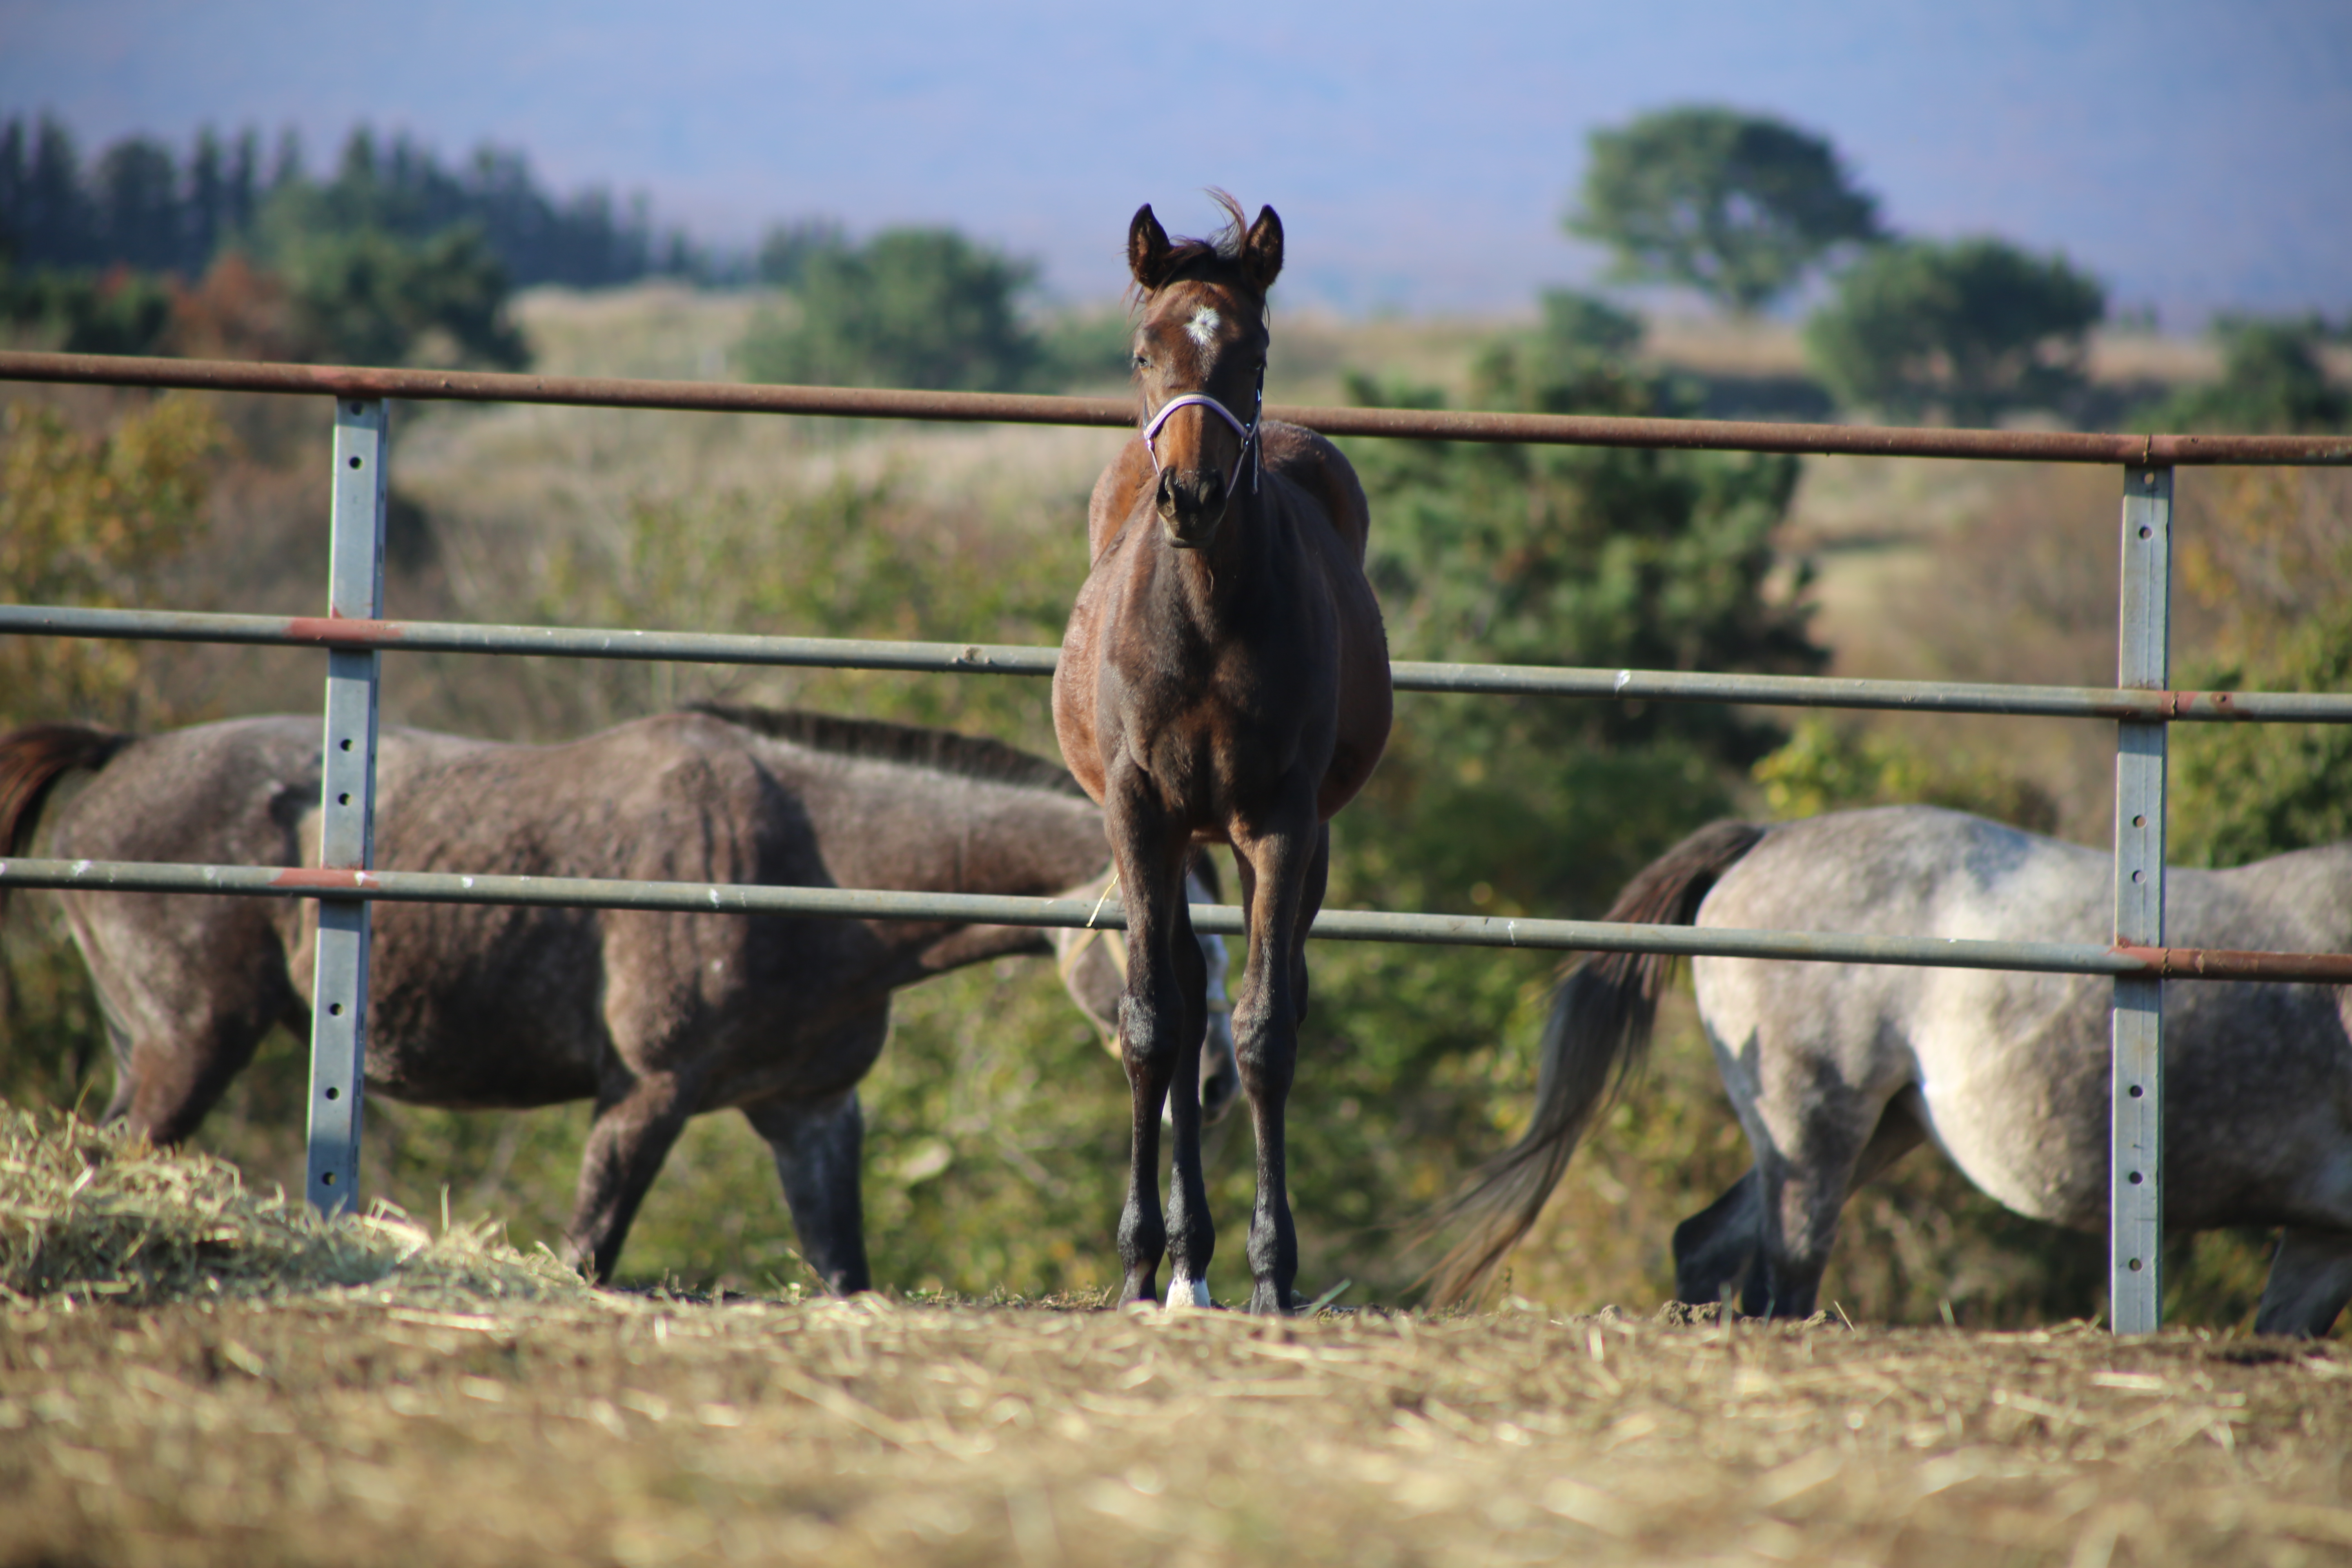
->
[0,1104,593,1308]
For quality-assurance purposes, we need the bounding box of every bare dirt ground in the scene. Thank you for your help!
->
[8,1290,2351,1567]
[5,1111,2351,1568]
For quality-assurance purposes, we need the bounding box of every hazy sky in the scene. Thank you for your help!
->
[4,0,2347,320]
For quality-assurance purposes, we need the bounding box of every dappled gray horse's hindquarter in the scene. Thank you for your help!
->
[10,708,1123,1292]
[1437,804,2352,1337]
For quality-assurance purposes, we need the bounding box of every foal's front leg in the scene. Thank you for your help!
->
[1105,789,1209,1306]
[1230,807,1327,1316]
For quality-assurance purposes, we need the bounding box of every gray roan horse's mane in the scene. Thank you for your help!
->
[686,703,1085,798]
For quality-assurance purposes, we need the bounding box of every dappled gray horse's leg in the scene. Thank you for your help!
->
[1680,1087,1928,1310]
[1673,1171,1761,1307]
[565,1069,699,1282]
[1741,1082,1921,1319]
[742,1090,870,1296]
[2253,1227,2352,1339]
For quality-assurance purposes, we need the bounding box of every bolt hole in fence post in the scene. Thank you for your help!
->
[2111,464,2172,1332]
[306,399,388,1215]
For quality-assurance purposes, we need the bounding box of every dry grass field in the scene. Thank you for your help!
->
[4,1111,2350,1568]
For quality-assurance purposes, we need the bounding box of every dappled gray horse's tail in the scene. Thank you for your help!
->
[1428,820,1770,1304]
[0,724,130,914]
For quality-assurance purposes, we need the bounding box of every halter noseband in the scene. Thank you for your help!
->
[1139,365,1265,497]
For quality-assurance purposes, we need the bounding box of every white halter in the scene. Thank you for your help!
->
[1140,377,1263,497]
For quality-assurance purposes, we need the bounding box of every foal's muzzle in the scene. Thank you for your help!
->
[1156,468,1229,548]
[1140,390,1259,551]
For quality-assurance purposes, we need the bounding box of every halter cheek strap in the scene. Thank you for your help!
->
[1140,374,1264,496]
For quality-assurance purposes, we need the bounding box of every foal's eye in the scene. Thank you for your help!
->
[1131,350,1150,370]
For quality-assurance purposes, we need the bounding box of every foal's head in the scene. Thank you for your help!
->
[1125,195,1283,549]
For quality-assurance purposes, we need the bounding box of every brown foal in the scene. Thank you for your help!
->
[1052,196,1392,1314]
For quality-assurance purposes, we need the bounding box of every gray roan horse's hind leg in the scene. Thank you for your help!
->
[2254,1228,2352,1338]
[1680,1087,1929,1316]
[565,1067,702,1282]
[742,1089,871,1296]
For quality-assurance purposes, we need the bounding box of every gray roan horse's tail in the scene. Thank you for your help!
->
[1428,819,1771,1304]
[0,724,131,913]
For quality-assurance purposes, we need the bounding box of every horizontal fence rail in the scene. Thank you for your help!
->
[7,855,2352,984]
[7,603,2352,723]
[5,348,2352,464]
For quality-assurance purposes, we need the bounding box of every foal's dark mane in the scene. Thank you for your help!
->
[687,703,1085,798]
[1126,189,1263,302]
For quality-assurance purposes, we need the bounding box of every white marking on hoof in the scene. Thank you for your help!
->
[1165,1276,1213,1311]
[1185,307,1222,347]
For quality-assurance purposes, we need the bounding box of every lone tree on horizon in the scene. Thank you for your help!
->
[1568,105,1883,317]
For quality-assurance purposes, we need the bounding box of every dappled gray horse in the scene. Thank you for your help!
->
[0,706,1228,1291]
[1436,806,2352,1336]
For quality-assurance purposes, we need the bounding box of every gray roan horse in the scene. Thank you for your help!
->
[1436,806,2352,1337]
[0,706,1233,1290]
[1054,197,1392,1313]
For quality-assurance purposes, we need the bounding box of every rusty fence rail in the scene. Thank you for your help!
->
[5,348,2351,1334]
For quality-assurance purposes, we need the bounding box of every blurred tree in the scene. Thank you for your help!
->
[754,218,846,288]
[1804,237,2105,425]
[737,227,1042,392]
[1533,287,1644,359]
[0,264,176,355]
[2144,315,2349,435]
[258,219,529,370]
[1568,106,1882,316]
[0,115,680,293]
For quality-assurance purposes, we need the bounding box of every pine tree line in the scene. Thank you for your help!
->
[0,116,690,289]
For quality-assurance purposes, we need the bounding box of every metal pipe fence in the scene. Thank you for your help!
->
[5,347,2350,1334]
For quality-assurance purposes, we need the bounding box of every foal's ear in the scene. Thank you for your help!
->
[1242,206,1283,293]
[1128,204,1174,290]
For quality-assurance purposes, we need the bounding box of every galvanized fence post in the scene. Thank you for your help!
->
[2111,464,2172,1332]
[305,399,388,1214]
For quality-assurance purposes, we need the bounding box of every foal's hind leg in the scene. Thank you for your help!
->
[1228,809,1325,1316]
[2253,1227,2352,1338]
[743,1089,870,1296]
[1103,782,1212,1307]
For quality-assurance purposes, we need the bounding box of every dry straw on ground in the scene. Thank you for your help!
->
[0,1105,591,1310]
[4,1109,2350,1567]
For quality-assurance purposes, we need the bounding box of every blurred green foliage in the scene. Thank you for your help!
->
[741,227,1138,395]
[2144,316,2350,436]
[1568,105,1882,316]
[2172,467,2352,870]
[739,228,1042,393]
[1804,237,2105,425]
[1752,717,2059,834]
[0,264,176,355]
[252,217,529,370]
